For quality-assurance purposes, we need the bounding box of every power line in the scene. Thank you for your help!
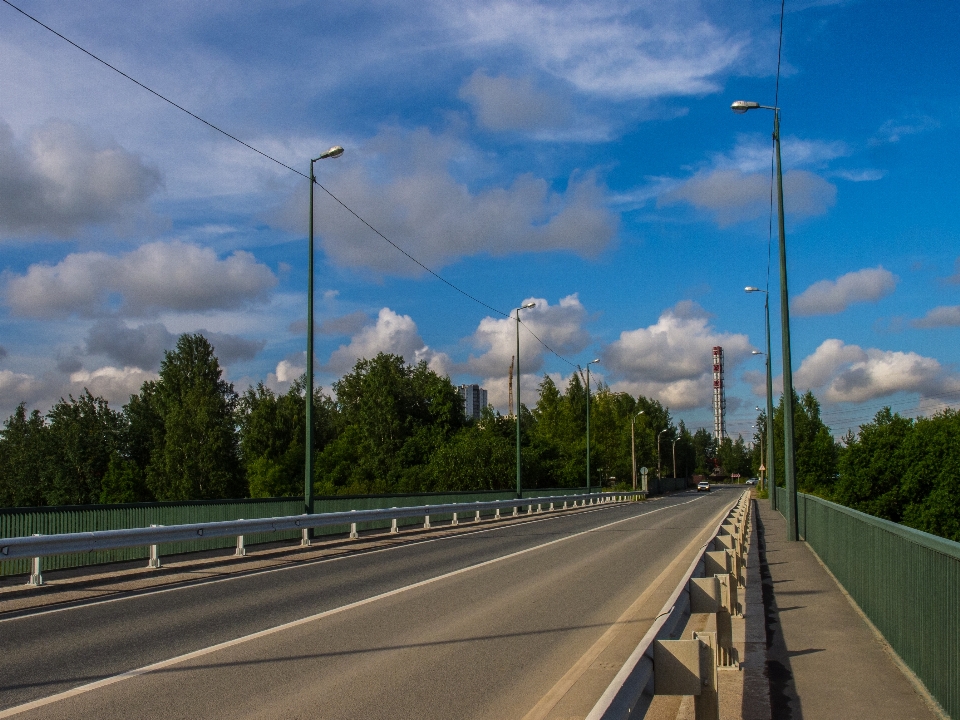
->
[1,0,589,369]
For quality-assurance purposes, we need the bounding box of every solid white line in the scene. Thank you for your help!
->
[0,497,705,718]
[0,496,695,623]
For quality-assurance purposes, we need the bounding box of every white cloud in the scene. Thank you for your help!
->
[658,169,836,225]
[282,128,617,274]
[0,119,161,238]
[466,295,590,379]
[832,169,885,182]
[326,308,451,376]
[68,366,157,406]
[451,0,742,100]
[793,266,897,316]
[0,370,47,411]
[3,241,277,319]
[911,306,960,329]
[719,135,850,175]
[459,71,571,132]
[0,364,155,420]
[794,339,958,403]
[601,301,753,409]
[870,114,939,145]
[265,358,306,394]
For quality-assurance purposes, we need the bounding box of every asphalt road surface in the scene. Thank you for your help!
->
[0,489,738,719]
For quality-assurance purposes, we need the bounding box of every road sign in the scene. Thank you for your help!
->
[640,467,648,475]
[759,465,766,472]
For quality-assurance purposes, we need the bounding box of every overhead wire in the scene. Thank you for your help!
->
[1,0,589,371]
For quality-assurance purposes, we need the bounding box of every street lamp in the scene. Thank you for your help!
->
[631,410,645,491]
[305,145,344,540]
[746,286,777,511]
[672,437,678,479]
[735,98,798,540]
[657,428,669,483]
[515,302,536,498]
[585,359,599,496]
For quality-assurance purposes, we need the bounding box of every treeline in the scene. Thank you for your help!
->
[0,333,746,508]
[753,391,960,542]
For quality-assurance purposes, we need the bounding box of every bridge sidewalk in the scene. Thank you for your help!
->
[755,498,941,719]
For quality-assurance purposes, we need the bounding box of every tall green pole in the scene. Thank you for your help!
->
[764,294,777,512]
[586,365,591,496]
[305,146,343,538]
[515,308,522,499]
[305,159,316,527]
[774,111,799,541]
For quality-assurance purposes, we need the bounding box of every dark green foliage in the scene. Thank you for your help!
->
[143,334,244,501]
[0,404,49,507]
[314,354,467,495]
[835,408,960,541]
[237,379,334,498]
[716,435,752,478]
[45,390,123,506]
[771,389,839,496]
[691,427,715,476]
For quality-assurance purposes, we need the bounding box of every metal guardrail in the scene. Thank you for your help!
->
[586,491,751,720]
[2,491,647,586]
[776,487,959,719]
[0,487,602,576]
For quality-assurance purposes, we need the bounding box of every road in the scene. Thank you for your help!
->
[0,489,738,719]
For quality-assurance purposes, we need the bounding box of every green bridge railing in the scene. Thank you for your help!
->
[0,487,592,577]
[776,487,959,718]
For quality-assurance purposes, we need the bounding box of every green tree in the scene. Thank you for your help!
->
[834,408,913,521]
[771,389,839,495]
[691,427,715,476]
[716,435,752,479]
[315,353,466,495]
[144,334,244,500]
[45,390,122,505]
[0,404,49,507]
[237,378,335,498]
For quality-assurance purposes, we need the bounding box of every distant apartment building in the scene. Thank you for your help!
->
[457,383,488,420]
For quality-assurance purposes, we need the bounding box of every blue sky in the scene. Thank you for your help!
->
[1,0,959,440]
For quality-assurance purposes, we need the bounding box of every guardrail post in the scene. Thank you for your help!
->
[495,508,501,520]
[693,631,720,719]
[527,504,532,515]
[29,538,43,586]
[549,502,555,511]
[654,634,719,719]
[148,525,162,568]
[451,512,458,527]
[424,514,431,529]
[301,528,311,547]
[562,501,568,510]
[350,522,359,539]
[235,524,246,557]
[536,503,542,513]
[511,506,517,517]
[475,510,481,522]
[390,518,399,534]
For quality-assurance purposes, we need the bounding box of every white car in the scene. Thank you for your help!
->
[696,481,711,492]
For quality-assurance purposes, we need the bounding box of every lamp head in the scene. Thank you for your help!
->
[317,146,344,160]
[521,302,536,309]
[589,358,600,365]
[731,100,760,114]
[744,286,761,293]
[751,350,763,355]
